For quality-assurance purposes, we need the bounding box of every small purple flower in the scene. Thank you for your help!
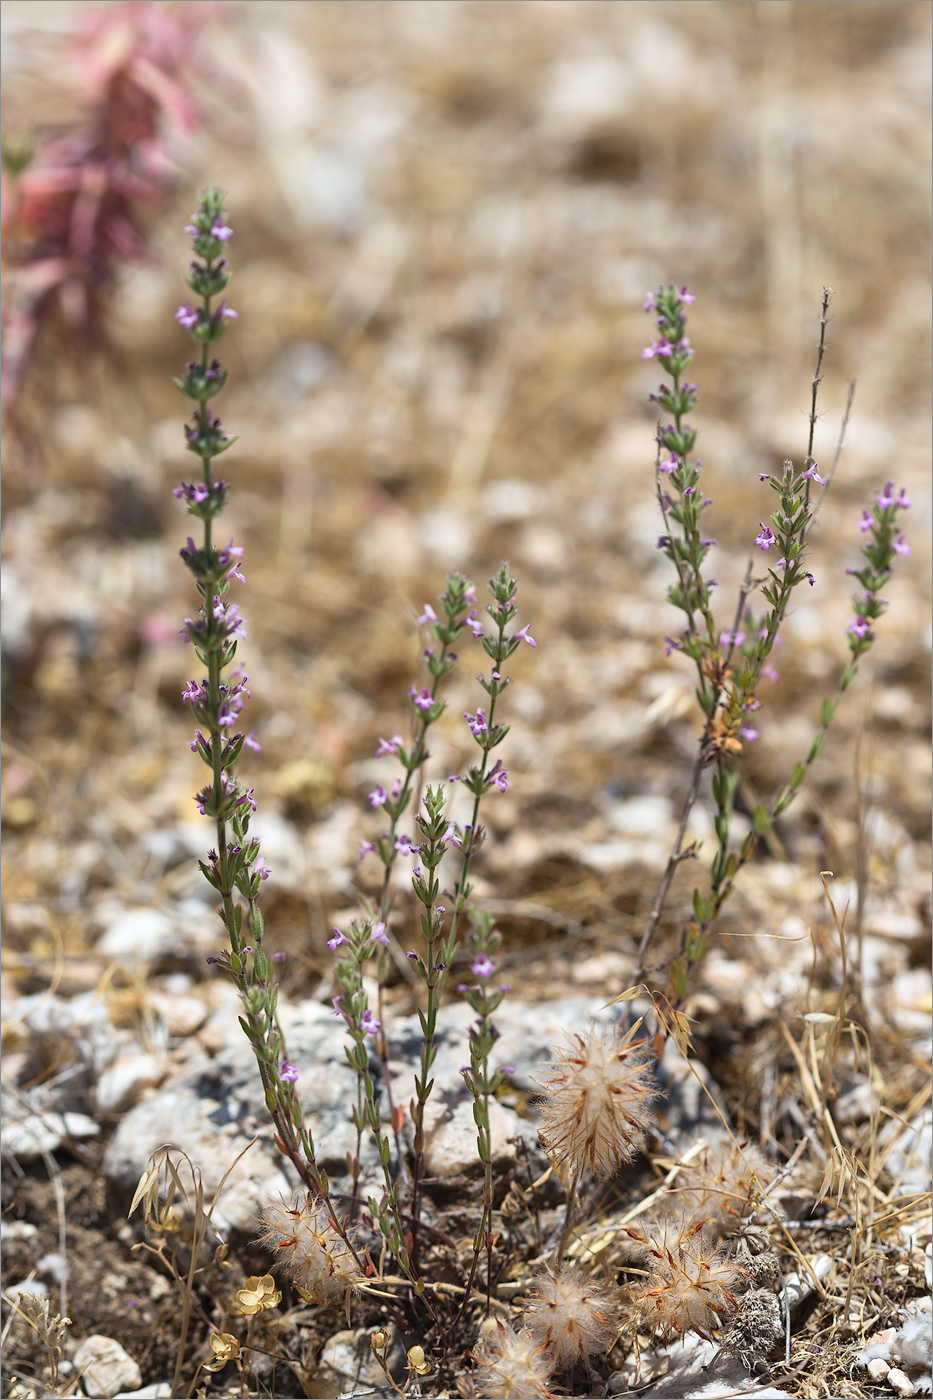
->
[372,921,389,947]
[369,785,388,808]
[857,509,873,532]
[358,839,376,859]
[719,630,745,649]
[394,834,418,856]
[244,730,261,752]
[641,337,675,361]
[802,464,824,484]
[761,663,779,682]
[252,857,271,880]
[514,623,536,647]
[465,611,485,639]
[280,1060,299,1083]
[210,219,233,241]
[465,708,488,737]
[418,603,438,625]
[659,456,678,474]
[376,734,403,757]
[410,687,435,711]
[182,679,206,703]
[642,292,657,312]
[739,725,759,743]
[273,951,287,963]
[656,535,670,551]
[893,533,911,555]
[805,572,816,587]
[700,537,717,548]
[472,954,495,978]
[331,995,344,1017]
[754,524,777,550]
[875,480,896,510]
[327,929,348,951]
[758,473,772,482]
[360,1009,381,1035]
[174,303,198,329]
[442,822,462,847]
[216,300,238,320]
[897,488,911,509]
[677,286,695,305]
[456,984,470,994]
[848,616,871,639]
[488,760,510,793]
[501,1064,515,1075]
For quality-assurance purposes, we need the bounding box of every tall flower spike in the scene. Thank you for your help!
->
[534,1022,656,1184]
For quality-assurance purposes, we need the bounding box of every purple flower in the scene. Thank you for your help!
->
[210,219,233,241]
[216,300,238,321]
[465,708,488,737]
[465,611,485,639]
[642,292,657,312]
[641,337,675,361]
[857,509,874,532]
[848,616,871,639]
[369,785,387,807]
[442,822,462,847]
[280,1059,299,1083]
[754,524,777,550]
[456,984,469,994]
[677,286,695,305]
[394,834,418,856]
[472,954,495,978]
[758,473,772,482]
[659,456,678,474]
[327,929,348,951]
[487,760,510,793]
[802,464,824,484]
[700,537,717,548]
[897,488,911,509]
[174,303,198,329]
[371,921,389,947]
[182,679,206,704]
[514,623,536,647]
[252,857,271,880]
[330,995,344,1017]
[410,687,435,711]
[376,734,403,757]
[739,725,759,743]
[358,839,376,859]
[360,1009,381,1035]
[761,663,779,682]
[273,951,287,963]
[719,630,745,648]
[893,533,911,555]
[875,480,896,509]
[418,603,438,625]
[805,572,816,587]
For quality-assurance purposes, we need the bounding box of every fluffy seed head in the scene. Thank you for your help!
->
[521,1266,621,1369]
[720,1288,783,1372]
[471,1319,553,1399]
[535,1022,656,1184]
[670,1140,776,1233]
[626,1215,745,1341]
[255,1191,362,1305]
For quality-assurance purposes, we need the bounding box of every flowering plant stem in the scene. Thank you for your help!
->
[407,563,528,1272]
[632,285,910,997]
[174,191,364,1275]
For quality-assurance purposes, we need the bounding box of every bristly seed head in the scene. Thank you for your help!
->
[534,1021,657,1185]
[624,1215,746,1342]
[470,1318,553,1399]
[520,1266,621,1369]
[255,1191,361,1305]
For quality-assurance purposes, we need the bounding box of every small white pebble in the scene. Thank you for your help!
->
[886,1367,914,1397]
[866,1357,891,1381]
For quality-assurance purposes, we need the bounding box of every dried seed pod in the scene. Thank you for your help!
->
[471,1318,553,1399]
[535,1022,657,1184]
[626,1215,746,1342]
[255,1191,362,1305]
[521,1266,621,1369]
[670,1140,776,1233]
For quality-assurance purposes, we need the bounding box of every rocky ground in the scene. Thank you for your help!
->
[1,3,931,1397]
